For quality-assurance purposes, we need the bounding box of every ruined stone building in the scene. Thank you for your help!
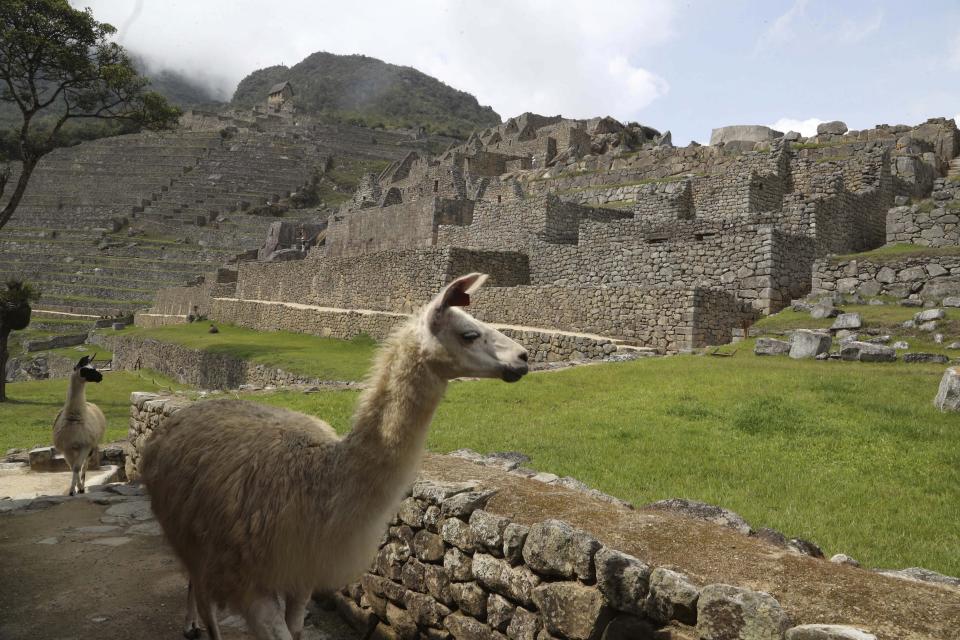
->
[266,81,295,113]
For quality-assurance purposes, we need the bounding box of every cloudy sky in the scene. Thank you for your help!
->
[71,0,960,144]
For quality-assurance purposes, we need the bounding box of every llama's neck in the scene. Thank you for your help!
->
[339,325,447,497]
[64,374,86,415]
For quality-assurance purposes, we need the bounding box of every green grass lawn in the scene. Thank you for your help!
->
[832,243,960,263]
[254,352,960,576]
[114,322,378,382]
[0,370,185,451]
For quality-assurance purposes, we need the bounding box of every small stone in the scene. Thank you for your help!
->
[935,368,960,411]
[829,554,860,567]
[402,558,428,592]
[902,353,949,364]
[441,517,477,554]
[74,525,121,535]
[942,297,960,307]
[919,321,938,332]
[385,602,418,640]
[892,341,910,349]
[839,342,896,362]
[128,521,163,536]
[914,308,945,323]
[503,523,529,565]
[487,593,515,632]
[36,537,59,545]
[398,497,426,528]
[445,612,507,640]
[472,553,541,607]
[413,529,446,563]
[403,590,451,628]
[506,606,541,640]
[810,302,837,320]
[442,489,497,518]
[87,536,132,546]
[785,624,877,640]
[412,480,477,505]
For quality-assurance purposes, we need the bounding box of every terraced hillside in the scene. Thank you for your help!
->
[0,121,422,316]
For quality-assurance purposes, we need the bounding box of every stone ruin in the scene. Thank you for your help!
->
[139,112,959,361]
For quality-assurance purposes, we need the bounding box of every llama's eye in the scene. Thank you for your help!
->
[461,331,480,342]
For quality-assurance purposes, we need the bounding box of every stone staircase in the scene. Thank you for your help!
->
[948,157,960,180]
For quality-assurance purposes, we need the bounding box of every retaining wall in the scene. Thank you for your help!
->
[811,253,960,301]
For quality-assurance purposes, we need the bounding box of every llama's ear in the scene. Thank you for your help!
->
[75,355,91,370]
[438,273,488,309]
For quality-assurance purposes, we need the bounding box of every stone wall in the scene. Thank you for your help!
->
[234,248,530,314]
[811,253,960,301]
[886,178,960,247]
[125,394,920,640]
[99,334,332,389]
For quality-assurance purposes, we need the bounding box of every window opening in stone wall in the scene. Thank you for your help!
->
[497,195,502,204]
[433,180,439,193]
[645,236,668,244]
[694,233,717,241]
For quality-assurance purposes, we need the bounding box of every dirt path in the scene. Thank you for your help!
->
[0,488,358,640]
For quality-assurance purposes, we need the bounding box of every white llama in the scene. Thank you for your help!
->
[53,355,106,496]
[141,273,529,640]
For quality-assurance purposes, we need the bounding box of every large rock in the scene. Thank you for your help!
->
[646,567,699,625]
[789,331,832,359]
[935,367,960,411]
[914,308,946,323]
[521,519,600,581]
[710,125,784,146]
[810,302,837,319]
[754,338,790,356]
[902,352,949,364]
[830,313,862,330]
[817,121,848,135]
[839,342,896,362]
[785,625,877,640]
[532,582,612,640]
[594,548,651,616]
[696,584,791,640]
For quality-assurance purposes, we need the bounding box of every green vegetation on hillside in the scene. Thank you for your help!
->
[117,322,377,381]
[255,352,959,576]
[832,243,960,263]
[231,52,501,138]
[0,370,184,450]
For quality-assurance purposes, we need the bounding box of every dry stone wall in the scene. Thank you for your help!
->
[887,178,960,247]
[812,254,960,301]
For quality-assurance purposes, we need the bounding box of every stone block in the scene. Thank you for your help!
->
[413,480,478,505]
[445,547,475,582]
[487,593,515,632]
[914,308,945,323]
[789,331,832,359]
[830,313,861,330]
[754,338,790,356]
[646,567,699,625]
[445,613,508,640]
[443,489,497,519]
[935,367,960,411]
[472,553,541,607]
[442,517,477,553]
[386,601,419,640]
[506,606,541,640]
[470,510,511,554]
[521,519,600,581]
[839,342,896,362]
[450,582,488,619]
[902,353,949,364]
[414,529,447,563]
[532,582,612,640]
[696,584,790,640]
[594,547,651,616]
[398,497,426,528]
[503,523,529,565]
[817,121,848,135]
[404,590,451,628]
[942,296,960,307]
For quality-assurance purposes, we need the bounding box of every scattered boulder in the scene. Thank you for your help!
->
[934,367,960,411]
[696,584,790,640]
[817,121,848,135]
[942,296,960,307]
[839,342,896,363]
[892,341,910,350]
[754,338,790,356]
[810,302,838,319]
[902,353,949,364]
[789,331,832,359]
[877,566,960,587]
[831,313,862,330]
[914,308,945,323]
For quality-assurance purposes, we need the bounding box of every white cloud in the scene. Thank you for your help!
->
[837,9,884,43]
[754,0,808,54]
[71,0,677,122]
[769,117,825,137]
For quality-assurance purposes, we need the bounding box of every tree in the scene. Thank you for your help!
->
[0,0,181,231]
[0,279,40,401]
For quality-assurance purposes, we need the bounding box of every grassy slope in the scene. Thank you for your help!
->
[0,371,184,451]
[116,323,377,382]
[255,350,960,576]
[832,243,960,263]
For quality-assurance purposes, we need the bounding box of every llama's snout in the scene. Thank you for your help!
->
[501,349,529,382]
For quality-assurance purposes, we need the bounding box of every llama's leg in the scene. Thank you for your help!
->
[182,580,202,640]
[244,595,292,640]
[284,591,311,640]
[194,586,222,640]
[78,450,89,494]
[68,457,81,497]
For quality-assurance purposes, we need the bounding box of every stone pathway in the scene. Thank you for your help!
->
[0,483,359,640]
